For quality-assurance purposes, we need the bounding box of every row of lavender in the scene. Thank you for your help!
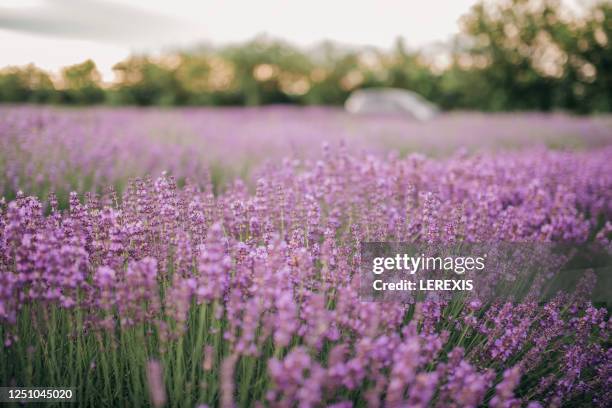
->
[1,143,611,407]
[2,106,612,201]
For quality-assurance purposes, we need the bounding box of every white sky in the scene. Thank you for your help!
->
[0,0,496,81]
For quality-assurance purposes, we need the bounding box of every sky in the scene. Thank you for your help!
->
[0,0,492,81]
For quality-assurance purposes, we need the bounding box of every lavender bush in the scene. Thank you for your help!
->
[0,107,611,407]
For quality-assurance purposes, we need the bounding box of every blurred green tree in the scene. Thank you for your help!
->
[0,64,56,103]
[60,60,105,104]
[221,37,313,105]
[111,56,187,105]
[385,38,441,103]
[303,42,360,105]
[454,0,611,112]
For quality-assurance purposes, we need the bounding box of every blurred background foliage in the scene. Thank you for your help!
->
[0,0,610,112]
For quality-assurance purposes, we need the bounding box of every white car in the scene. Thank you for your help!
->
[345,88,439,121]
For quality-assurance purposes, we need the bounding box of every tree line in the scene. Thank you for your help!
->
[1,0,610,112]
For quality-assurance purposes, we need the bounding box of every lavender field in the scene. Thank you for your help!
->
[1,106,611,407]
[2,106,612,201]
